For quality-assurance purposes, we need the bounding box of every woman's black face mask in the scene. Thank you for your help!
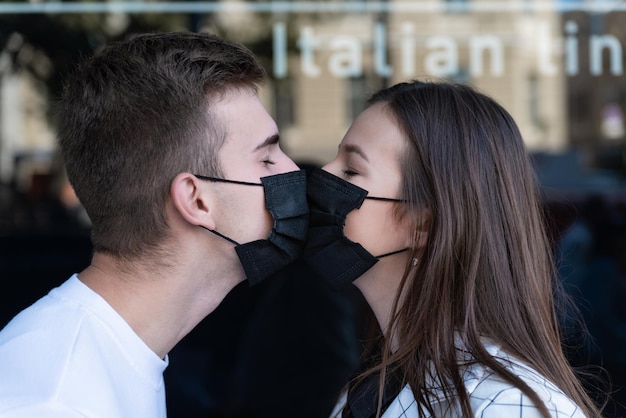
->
[303,168,407,289]
[195,170,309,286]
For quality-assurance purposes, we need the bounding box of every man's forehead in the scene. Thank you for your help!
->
[212,90,278,152]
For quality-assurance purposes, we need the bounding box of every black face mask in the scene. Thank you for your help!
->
[303,168,407,289]
[195,170,309,286]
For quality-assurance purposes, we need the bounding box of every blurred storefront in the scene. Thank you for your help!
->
[1,1,626,416]
[2,1,626,182]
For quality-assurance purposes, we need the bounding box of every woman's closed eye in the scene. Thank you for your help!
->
[262,158,276,166]
[342,168,359,178]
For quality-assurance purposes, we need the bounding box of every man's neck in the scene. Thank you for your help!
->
[78,251,244,359]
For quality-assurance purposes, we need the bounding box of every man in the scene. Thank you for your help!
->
[0,32,308,417]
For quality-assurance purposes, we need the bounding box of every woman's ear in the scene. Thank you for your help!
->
[408,208,430,250]
[170,173,216,230]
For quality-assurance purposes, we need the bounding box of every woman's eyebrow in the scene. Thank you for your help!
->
[342,144,369,162]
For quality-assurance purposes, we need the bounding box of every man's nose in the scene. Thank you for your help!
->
[279,154,299,173]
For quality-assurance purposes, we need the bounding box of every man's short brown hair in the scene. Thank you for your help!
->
[57,32,265,259]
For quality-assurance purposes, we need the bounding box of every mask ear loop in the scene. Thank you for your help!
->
[193,174,264,246]
[199,225,240,246]
[365,196,408,203]
[376,247,409,258]
[366,196,410,259]
[193,174,263,187]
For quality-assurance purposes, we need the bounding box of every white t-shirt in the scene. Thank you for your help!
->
[0,275,168,418]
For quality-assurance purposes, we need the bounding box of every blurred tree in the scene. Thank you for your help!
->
[0,8,190,120]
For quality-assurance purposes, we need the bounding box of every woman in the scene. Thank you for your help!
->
[303,80,603,417]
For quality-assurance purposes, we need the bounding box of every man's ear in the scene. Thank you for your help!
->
[170,173,216,230]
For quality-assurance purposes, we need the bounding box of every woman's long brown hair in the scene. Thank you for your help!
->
[348,80,603,417]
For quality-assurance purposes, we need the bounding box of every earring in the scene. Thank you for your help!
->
[412,258,419,267]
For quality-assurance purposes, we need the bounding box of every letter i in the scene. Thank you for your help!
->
[273,22,287,78]
[401,23,416,76]
[565,21,579,76]
[375,22,393,77]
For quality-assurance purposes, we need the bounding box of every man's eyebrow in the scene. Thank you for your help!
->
[254,133,280,151]
[342,144,369,162]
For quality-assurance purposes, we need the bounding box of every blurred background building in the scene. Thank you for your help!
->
[2,0,626,188]
[1,0,626,417]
